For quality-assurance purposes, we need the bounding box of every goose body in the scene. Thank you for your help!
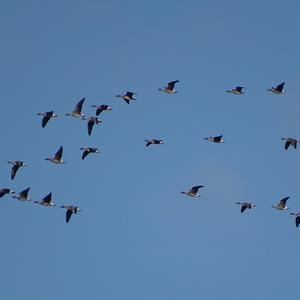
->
[13,187,31,201]
[65,98,85,118]
[61,205,81,223]
[145,139,164,147]
[37,111,57,128]
[181,185,204,198]
[272,196,289,210]
[227,86,245,95]
[45,146,65,164]
[0,188,15,198]
[268,82,285,94]
[159,80,179,94]
[236,201,255,213]
[204,135,225,143]
[80,147,100,160]
[8,161,28,180]
[91,105,112,116]
[34,192,56,207]
[281,137,299,150]
[290,212,300,227]
[116,92,137,104]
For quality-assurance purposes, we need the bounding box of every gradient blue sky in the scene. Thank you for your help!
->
[1,1,300,299]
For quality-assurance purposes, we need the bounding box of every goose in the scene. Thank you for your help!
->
[290,212,300,227]
[12,187,31,201]
[37,111,58,128]
[281,137,299,150]
[7,161,28,180]
[61,205,81,223]
[91,105,112,116]
[268,82,285,94]
[145,139,164,147]
[236,202,255,213]
[116,92,137,104]
[80,147,100,160]
[227,86,245,95]
[204,135,225,143]
[34,192,56,207]
[0,188,15,198]
[272,196,289,210]
[45,146,65,164]
[65,98,85,118]
[158,80,179,94]
[85,117,102,136]
[181,185,204,198]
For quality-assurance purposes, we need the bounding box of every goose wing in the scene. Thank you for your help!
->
[55,146,63,160]
[41,193,52,204]
[20,187,30,198]
[296,216,300,227]
[87,120,94,136]
[285,140,291,150]
[11,165,20,180]
[241,204,247,213]
[75,98,85,113]
[66,208,73,223]
[82,150,90,160]
[279,196,289,207]
[191,185,204,193]
[168,80,179,89]
[276,82,285,92]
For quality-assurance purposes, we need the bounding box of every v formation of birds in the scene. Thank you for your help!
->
[1,81,300,226]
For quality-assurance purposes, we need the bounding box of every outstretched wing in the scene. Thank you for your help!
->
[191,185,204,193]
[236,86,244,93]
[214,135,223,142]
[20,187,30,198]
[96,107,103,116]
[75,98,85,113]
[279,196,290,207]
[241,204,247,213]
[285,140,291,150]
[11,165,20,180]
[87,120,94,136]
[42,193,52,204]
[42,116,50,128]
[55,146,63,160]
[66,209,73,223]
[276,82,285,92]
[168,80,179,90]
[82,150,89,160]
[296,216,300,227]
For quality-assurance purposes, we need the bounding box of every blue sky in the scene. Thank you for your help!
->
[1,1,300,299]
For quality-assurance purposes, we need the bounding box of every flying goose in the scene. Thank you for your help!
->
[272,196,290,210]
[158,80,179,94]
[80,147,100,160]
[8,161,28,180]
[281,137,299,150]
[61,205,81,223]
[65,98,85,118]
[236,202,255,213]
[181,185,204,198]
[45,146,65,164]
[0,188,15,198]
[91,105,112,116]
[37,111,58,128]
[204,135,225,143]
[290,212,300,227]
[34,192,56,207]
[12,187,31,201]
[268,82,285,94]
[85,117,101,136]
[227,86,245,95]
[145,139,164,147]
[116,92,137,104]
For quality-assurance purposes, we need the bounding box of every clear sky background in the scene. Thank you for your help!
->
[1,1,300,299]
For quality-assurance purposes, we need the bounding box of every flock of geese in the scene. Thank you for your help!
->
[1,80,300,227]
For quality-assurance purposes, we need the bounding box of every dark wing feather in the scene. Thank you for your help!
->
[55,146,63,160]
[75,98,85,113]
[0,190,6,198]
[42,193,52,204]
[11,165,19,180]
[126,92,134,99]
[241,204,247,213]
[82,150,89,160]
[42,116,50,128]
[214,135,223,142]
[279,196,290,206]
[87,120,94,136]
[236,86,243,93]
[276,82,285,92]
[191,185,204,193]
[296,216,300,227]
[285,141,291,150]
[66,209,73,223]
[123,98,130,104]
[168,80,179,89]
[20,187,30,198]
[96,107,102,116]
